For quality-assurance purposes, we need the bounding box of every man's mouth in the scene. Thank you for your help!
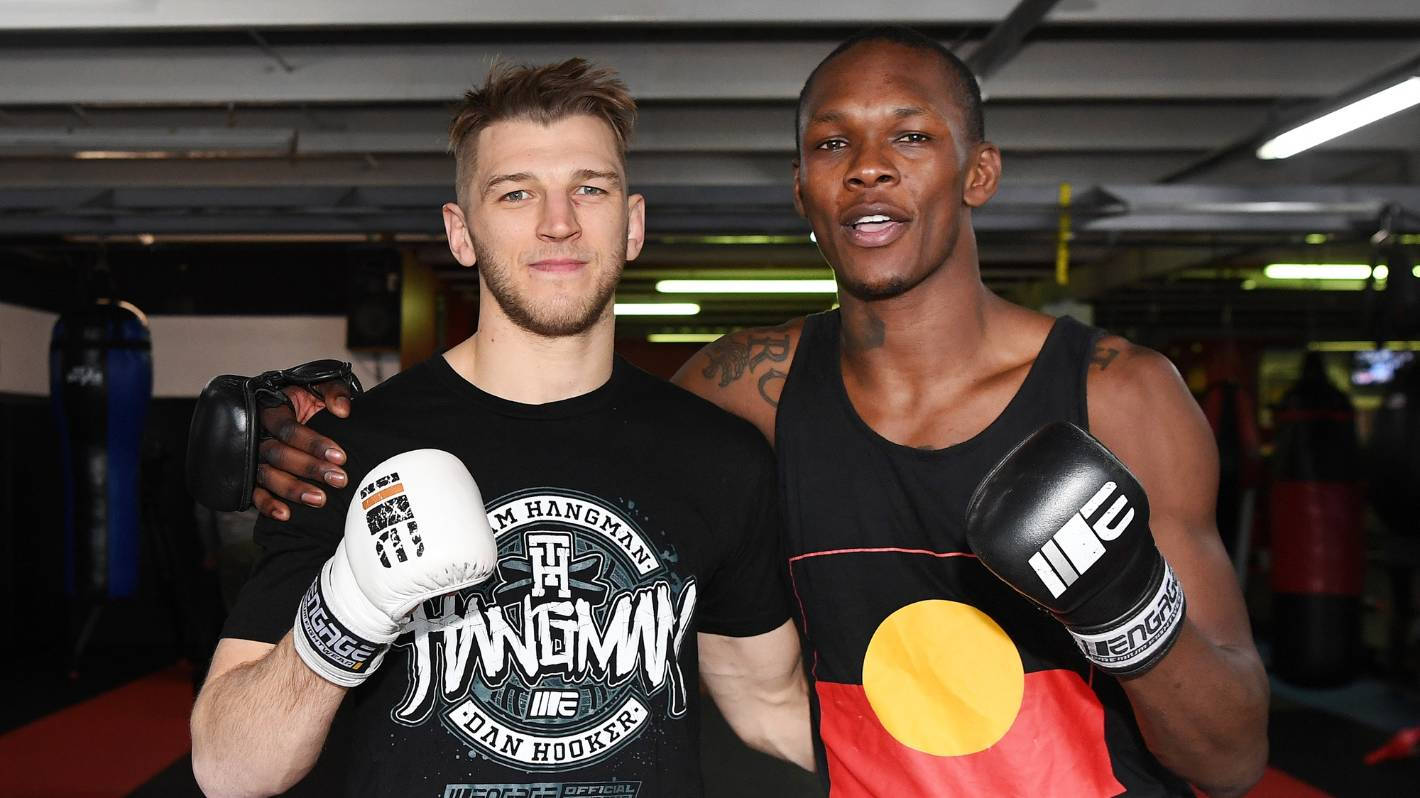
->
[529,258,588,273]
[842,211,909,248]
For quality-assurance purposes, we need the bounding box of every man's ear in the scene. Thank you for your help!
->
[963,142,1002,209]
[442,202,478,267]
[791,159,806,218]
[625,193,646,262]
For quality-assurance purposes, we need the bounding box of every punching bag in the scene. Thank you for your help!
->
[1370,360,1420,536]
[49,300,153,600]
[1269,352,1364,686]
[1369,359,1419,675]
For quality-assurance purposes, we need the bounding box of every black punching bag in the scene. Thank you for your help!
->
[1371,360,1420,536]
[49,301,153,600]
[1269,352,1364,686]
[1369,360,1419,673]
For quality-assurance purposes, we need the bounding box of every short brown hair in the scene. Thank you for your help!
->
[449,58,637,207]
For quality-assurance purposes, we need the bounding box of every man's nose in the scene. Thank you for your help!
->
[537,192,581,241]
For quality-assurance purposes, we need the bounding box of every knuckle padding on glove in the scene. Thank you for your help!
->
[185,359,362,512]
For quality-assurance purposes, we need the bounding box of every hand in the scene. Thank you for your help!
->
[186,360,362,514]
[253,377,359,521]
[293,449,498,687]
[965,422,1186,677]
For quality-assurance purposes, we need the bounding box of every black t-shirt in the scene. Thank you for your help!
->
[224,354,789,797]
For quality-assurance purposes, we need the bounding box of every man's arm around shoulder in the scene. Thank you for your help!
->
[671,319,805,444]
[190,634,346,798]
[1088,338,1269,797]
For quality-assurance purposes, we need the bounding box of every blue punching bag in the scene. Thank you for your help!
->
[49,301,153,600]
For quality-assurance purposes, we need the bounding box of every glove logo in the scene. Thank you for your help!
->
[298,579,383,672]
[1027,481,1134,598]
[360,471,425,567]
[389,488,696,773]
[1069,562,1186,671]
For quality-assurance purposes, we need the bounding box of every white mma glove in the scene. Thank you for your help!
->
[293,449,497,686]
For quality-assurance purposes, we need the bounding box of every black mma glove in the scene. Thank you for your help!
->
[185,359,362,512]
[965,422,1186,677]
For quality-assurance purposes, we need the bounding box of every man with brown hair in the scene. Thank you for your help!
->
[189,59,811,797]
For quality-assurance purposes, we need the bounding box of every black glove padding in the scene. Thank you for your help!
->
[965,421,1186,677]
[185,359,362,512]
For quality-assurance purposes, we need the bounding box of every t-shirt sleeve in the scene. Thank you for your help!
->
[221,475,348,645]
[695,434,792,637]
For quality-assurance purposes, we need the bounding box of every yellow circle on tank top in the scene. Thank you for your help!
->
[862,599,1024,756]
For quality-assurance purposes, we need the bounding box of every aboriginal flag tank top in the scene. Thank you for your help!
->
[776,310,1193,797]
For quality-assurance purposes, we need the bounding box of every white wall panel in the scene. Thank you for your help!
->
[0,303,397,397]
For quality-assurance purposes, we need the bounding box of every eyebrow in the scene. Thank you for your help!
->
[482,169,622,196]
[483,172,533,196]
[573,168,622,187]
[808,106,929,127]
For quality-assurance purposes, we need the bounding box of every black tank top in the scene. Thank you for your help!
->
[776,310,1192,797]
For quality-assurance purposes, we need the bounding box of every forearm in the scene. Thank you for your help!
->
[1121,621,1269,796]
[191,633,347,798]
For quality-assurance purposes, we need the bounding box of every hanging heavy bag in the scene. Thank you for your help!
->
[1269,351,1364,687]
[49,301,152,600]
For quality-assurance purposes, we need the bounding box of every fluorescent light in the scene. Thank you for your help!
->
[1257,76,1420,160]
[655,279,838,294]
[613,302,699,316]
[647,333,724,343]
[1263,263,1373,280]
[1307,341,1420,352]
[652,234,809,246]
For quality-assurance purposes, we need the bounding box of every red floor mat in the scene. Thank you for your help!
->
[0,663,193,798]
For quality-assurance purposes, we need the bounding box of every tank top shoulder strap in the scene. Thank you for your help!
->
[776,310,841,447]
[795,310,839,371]
[1009,314,1104,432]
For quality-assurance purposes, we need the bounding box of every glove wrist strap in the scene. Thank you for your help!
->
[1068,560,1186,677]
[293,572,388,687]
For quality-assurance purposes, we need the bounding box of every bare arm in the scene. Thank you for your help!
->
[698,621,814,771]
[1088,339,1268,797]
[190,635,346,798]
[671,320,804,445]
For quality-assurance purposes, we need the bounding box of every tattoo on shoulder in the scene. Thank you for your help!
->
[701,333,792,407]
[1091,345,1121,371]
[757,368,787,408]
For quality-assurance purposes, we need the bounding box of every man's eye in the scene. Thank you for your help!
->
[575,185,608,196]
[898,133,930,144]
[501,189,529,202]
[816,139,847,151]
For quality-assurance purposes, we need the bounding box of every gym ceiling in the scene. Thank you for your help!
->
[1,0,1418,341]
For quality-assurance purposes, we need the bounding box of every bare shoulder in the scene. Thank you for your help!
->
[1086,334,1191,415]
[671,317,806,444]
[1085,334,1217,517]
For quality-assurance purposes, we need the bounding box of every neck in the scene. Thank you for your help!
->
[838,238,1000,389]
[444,303,616,405]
